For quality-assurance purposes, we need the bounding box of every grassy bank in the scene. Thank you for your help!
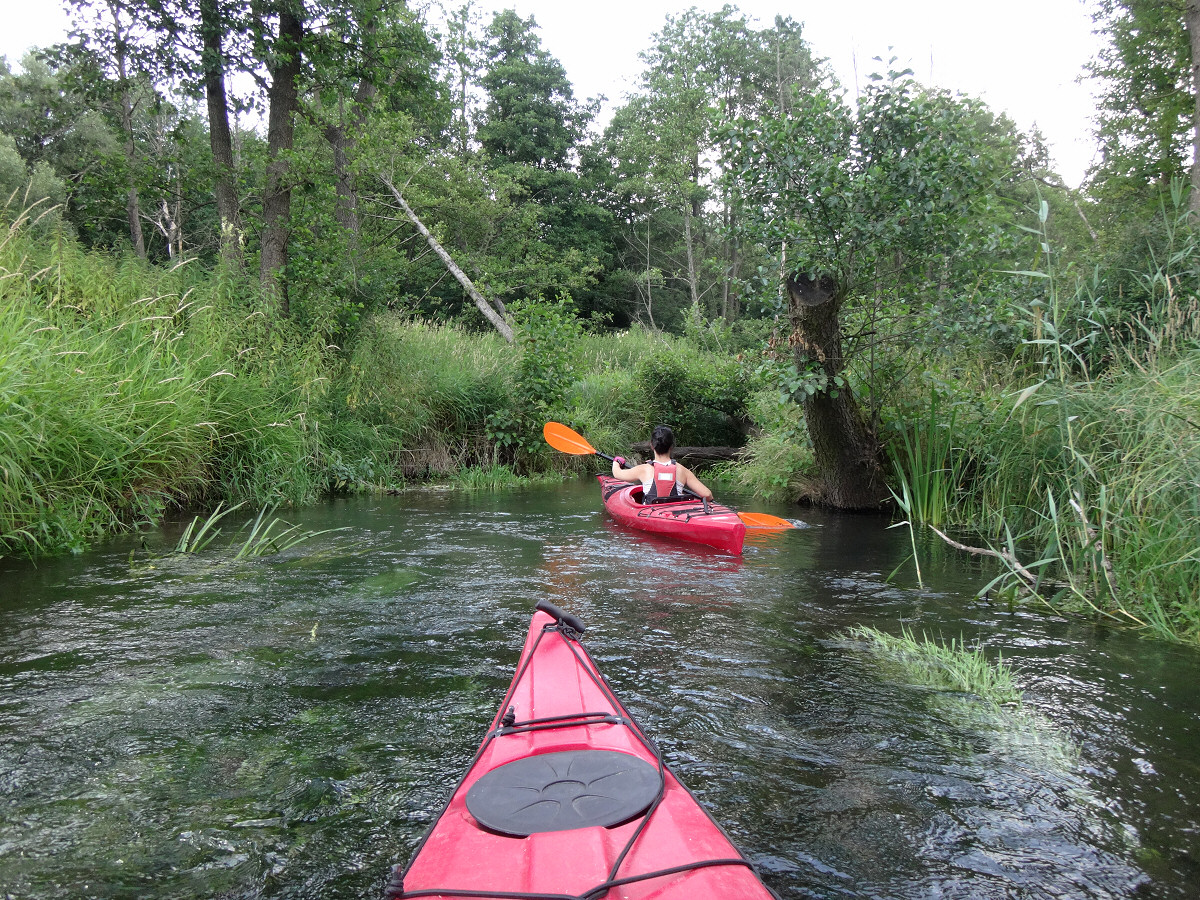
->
[883,273,1200,642]
[6,211,1199,648]
[0,221,320,554]
[0,220,753,556]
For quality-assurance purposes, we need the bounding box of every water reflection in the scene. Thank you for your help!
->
[0,481,1197,898]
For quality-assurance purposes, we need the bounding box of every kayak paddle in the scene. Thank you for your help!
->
[543,420,620,463]
[542,421,795,529]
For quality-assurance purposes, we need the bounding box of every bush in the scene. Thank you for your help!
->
[632,343,751,446]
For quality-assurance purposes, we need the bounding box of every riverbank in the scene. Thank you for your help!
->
[3,222,1198,644]
[0,223,755,556]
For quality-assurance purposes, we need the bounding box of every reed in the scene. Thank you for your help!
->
[0,286,213,552]
[887,388,960,527]
[173,502,243,553]
[231,506,345,559]
[943,202,1200,641]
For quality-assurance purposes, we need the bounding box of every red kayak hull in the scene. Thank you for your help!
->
[390,605,776,900]
[596,475,746,555]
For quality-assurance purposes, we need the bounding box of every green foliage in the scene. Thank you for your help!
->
[477,9,591,170]
[721,387,811,501]
[633,339,751,447]
[487,296,584,462]
[327,314,511,486]
[590,11,824,328]
[0,215,322,555]
[174,502,243,553]
[449,464,561,491]
[921,205,1200,643]
[725,66,1025,311]
[887,388,961,527]
[0,133,67,231]
[230,506,346,559]
[1087,0,1192,212]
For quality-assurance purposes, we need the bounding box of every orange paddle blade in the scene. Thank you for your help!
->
[543,421,597,456]
[737,511,796,529]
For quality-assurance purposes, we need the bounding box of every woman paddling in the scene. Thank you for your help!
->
[610,424,713,502]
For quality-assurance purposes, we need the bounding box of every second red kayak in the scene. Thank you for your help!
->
[386,601,777,900]
[596,474,746,554]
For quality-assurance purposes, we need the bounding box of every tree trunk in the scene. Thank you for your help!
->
[683,203,700,309]
[259,6,304,315]
[322,75,378,274]
[1186,0,1200,215]
[379,174,514,342]
[643,220,657,328]
[108,1,146,259]
[199,0,241,265]
[786,273,888,509]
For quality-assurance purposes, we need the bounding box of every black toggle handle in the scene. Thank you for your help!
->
[535,600,586,635]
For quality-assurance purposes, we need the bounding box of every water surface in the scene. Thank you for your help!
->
[1,479,1197,898]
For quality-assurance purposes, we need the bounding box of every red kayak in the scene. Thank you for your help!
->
[386,601,778,900]
[596,475,746,555]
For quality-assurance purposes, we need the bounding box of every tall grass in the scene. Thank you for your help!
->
[721,387,811,500]
[324,315,511,486]
[0,211,323,555]
[941,201,1200,642]
[964,355,1200,639]
[887,388,961,527]
[0,280,213,551]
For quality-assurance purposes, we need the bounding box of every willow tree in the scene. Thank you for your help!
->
[723,71,1024,508]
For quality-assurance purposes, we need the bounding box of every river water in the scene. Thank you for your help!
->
[1,479,1197,899]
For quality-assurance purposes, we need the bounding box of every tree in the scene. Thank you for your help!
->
[306,0,444,286]
[442,1,483,156]
[0,131,67,228]
[724,70,1025,508]
[477,9,589,170]
[467,11,610,313]
[198,0,245,264]
[594,10,823,328]
[0,52,119,239]
[255,2,305,313]
[63,0,169,256]
[1089,0,1197,212]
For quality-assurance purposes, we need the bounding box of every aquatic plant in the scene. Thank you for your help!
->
[844,623,1023,708]
[231,506,347,559]
[173,502,244,553]
[887,387,961,528]
[449,465,562,491]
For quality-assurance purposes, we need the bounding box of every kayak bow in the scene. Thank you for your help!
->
[386,601,778,900]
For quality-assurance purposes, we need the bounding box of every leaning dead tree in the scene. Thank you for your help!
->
[379,174,514,343]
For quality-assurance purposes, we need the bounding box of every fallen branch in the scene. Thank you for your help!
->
[629,443,746,465]
[929,525,1039,586]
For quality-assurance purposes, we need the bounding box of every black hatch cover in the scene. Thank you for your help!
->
[465,749,660,836]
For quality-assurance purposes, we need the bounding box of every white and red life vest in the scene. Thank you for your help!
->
[643,460,680,501]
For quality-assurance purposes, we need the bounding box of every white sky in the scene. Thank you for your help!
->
[1,0,1105,187]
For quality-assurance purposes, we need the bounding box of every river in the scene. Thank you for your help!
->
[1,479,1197,898]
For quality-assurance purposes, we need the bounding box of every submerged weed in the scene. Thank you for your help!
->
[844,623,1022,707]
